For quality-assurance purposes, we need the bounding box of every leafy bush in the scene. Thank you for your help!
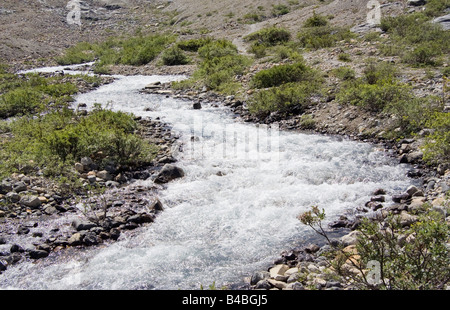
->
[0,107,158,179]
[248,81,321,116]
[297,26,355,49]
[0,88,43,118]
[198,39,239,59]
[355,210,450,290]
[362,60,397,85]
[338,53,351,62]
[251,62,318,89]
[422,112,450,165]
[425,0,450,17]
[379,12,449,67]
[118,34,176,66]
[299,205,450,290]
[270,45,304,63]
[55,42,99,65]
[336,79,411,112]
[244,26,291,46]
[304,12,328,27]
[271,4,290,16]
[242,12,266,23]
[0,73,80,118]
[176,37,213,52]
[56,34,176,67]
[331,66,356,80]
[161,46,190,66]
[402,43,441,67]
[385,96,442,138]
[192,39,251,93]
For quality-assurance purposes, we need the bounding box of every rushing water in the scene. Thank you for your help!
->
[0,65,417,290]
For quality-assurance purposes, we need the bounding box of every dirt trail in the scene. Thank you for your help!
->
[232,22,266,55]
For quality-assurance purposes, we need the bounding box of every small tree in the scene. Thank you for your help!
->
[298,205,450,290]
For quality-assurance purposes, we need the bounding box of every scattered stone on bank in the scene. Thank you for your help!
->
[0,114,182,274]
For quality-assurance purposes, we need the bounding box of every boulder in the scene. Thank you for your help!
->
[68,232,83,246]
[269,264,289,278]
[13,181,27,193]
[29,249,49,259]
[154,164,185,184]
[407,0,427,6]
[19,195,42,209]
[97,170,113,181]
[432,14,450,31]
[250,271,270,285]
[72,219,97,231]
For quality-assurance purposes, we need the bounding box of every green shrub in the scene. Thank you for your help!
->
[242,12,266,23]
[331,66,356,80]
[247,43,268,58]
[270,45,304,63]
[248,81,321,116]
[356,210,450,290]
[251,62,318,89]
[56,34,176,66]
[379,12,449,67]
[425,0,450,17]
[194,39,251,93]
[338,53,351,62]
[244,26,291,46]
[176,37,213,52]
[422,112,450,165]
[119,35,175,66]
[362,60,397,85]
[0,88,42,118]
[198,39,238,59]
[304,12,328,27]
[0,107,158,179]
[402,43,441,67]
[337,79,411,112]
[385,96,442,138]
[299,205,450,290]
[297,26,355,49]
[0,72,81,118]
[271,4,290,16]
[161,46,190,66]
[55,42,99,65]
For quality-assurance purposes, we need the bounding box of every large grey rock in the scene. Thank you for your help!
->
[68,232,83,246]
[250,271,270,285]
[97,170,113,181]
[154,164,185,184]
[0,181,12,194]
[432,14,450,31]
[19,195,42,209]
[13,181,27,193]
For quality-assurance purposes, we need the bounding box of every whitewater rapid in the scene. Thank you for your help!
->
[0,66,417,290]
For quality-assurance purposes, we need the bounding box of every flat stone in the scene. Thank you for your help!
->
[268,279,287,289]
[68,232,83,246]
[269,264,289,278]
